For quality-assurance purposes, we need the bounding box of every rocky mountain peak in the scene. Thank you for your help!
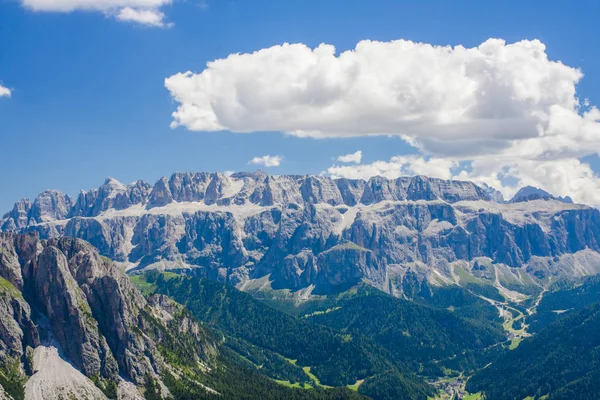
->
[476,182,506,203]
[30,190,73,223]
[510,185,573,204]
[1,173,500,229]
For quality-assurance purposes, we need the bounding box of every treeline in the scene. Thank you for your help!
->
[141,271,435,399]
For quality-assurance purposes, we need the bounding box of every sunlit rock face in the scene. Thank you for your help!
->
[0,232,218,399]
[2,173,600,294]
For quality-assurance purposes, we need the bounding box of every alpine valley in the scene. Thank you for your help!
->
[1,172,600,400]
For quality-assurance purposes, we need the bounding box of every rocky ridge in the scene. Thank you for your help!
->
[2,173,600,296]
[0,232,217,399]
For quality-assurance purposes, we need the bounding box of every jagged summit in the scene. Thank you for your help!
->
[2,173,496,228]
[510,185,573,204]
[475,182,506,203]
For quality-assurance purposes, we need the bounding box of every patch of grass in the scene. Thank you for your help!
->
[274,379,303,388]
[303,367,319,384]
[302,366,332,388]
[455,266,485,285]
[346,379,364,391]
[464,393,483,400]
[303,307,341,318]
[509,337,522,350]
[0,277,23,299]
[273,374,314,390]
[334,242,369,252]
[128,274,157,296]
[161,271,180,280]
[130,271,180,297]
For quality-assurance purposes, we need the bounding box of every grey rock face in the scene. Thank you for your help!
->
[315,244,384,291]
[0,284,39,366]
[2,173,600,294]
[477,182,506,203]
[1,199,32,231]
[70,178,153,217]
[1,191,71,231]
[25,245,118,379]
[0,233,219,391]
[30,191,73,223]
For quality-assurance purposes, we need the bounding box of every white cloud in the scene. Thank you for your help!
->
[248,155,283,168]
[165,38,584,145]
[20,0,172,27]
[336,151,362,164]
[456,158,600,206]
[167,38,600,206]
[328,156,456,181]
[0,84,10,98]
[115,7,169,27]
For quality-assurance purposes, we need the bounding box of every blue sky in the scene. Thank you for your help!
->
[1,0,600,211]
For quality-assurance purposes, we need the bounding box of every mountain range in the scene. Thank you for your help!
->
[1,172,600,399]
[2,173,600,300]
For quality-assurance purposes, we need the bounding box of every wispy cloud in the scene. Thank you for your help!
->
[0,84,11,98]
[248,155,283,167]
[115,7,171,27]
[336,151,362,164]
[21,0,173,27]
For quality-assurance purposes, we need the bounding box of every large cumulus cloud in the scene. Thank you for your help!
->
[166,38,600,205]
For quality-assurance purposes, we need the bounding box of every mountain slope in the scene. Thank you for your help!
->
[306,286,506,376]
[0,233,367,400]
[0,232,219,398]
[134,271,435,399]
[527,275,600,332]
[466,302,600,400]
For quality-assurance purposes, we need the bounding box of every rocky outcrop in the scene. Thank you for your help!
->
[24,244,118,380]
[70,179,153,217]
[315,244,384,291]
[0,233,220,397]
[1,190,72,231]
[0,282,39,366]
